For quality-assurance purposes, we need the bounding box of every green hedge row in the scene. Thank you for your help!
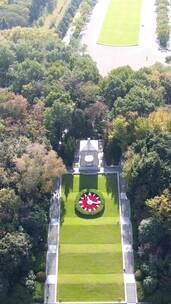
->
[155,0,170,47]
[75,189,105,218]
[56,0,83,38]
[70,0,97,41]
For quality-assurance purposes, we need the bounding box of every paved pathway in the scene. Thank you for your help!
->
[44,177,61,304]
[81,0,171,75]
[118,171,137,304]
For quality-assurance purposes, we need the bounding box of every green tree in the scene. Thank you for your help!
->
[0,232,31,276]
[100,66,134,108]
[61,136,76,166]
[45,102,73,150]
[146,188,171,233]
[143,276,158,294]
[9,59,45,93]
[114,86,164,116]
[0,188,20,229]
[0,46,15,86]
[138,217,164,244]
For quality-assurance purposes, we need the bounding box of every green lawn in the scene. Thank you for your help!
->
[58,174,124,302]
[98,0,143,46]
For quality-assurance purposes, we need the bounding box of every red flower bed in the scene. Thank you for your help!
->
[79,192,101,212]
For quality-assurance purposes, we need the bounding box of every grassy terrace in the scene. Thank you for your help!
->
[98,0,142,46]
[58,174,124,302]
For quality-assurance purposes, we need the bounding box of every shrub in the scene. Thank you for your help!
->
[75,189,105,218]
[137,281,145,301]
[155,0,170,47]
[57,0,83,38]
[165,55,171,63]
[36,271,46,283]
[143,276,158,294]
[135,269,143,281]
[138,217,164,244]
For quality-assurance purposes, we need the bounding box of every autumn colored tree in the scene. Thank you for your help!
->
[146,188,171,233]
[16,143,66,193]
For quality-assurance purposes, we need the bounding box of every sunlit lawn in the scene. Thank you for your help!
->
[58,174,124,302]
[98,0,142,46]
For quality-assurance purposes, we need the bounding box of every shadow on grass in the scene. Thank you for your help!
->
[105,174,119,207]
[62,175,73,199]
[60,197,66,224]
[79,175,98,191]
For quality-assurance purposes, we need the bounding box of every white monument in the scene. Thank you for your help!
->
[79,138,99,171]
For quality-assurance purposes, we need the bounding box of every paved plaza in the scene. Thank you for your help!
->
[81,0,171,75]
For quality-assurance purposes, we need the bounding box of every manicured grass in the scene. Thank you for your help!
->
[60,223,121,243]
[58,283,124,301]
[60,243,121,254]
[98,0,143,46]
[59,273,123,284]
[59,252,123,273]
[58,174,124,301]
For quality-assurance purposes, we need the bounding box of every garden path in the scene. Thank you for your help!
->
[44,177,61,304]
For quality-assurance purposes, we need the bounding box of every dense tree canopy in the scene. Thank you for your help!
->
[0,23,171,304]
[0,0,55,29]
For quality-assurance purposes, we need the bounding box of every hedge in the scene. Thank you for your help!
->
[75,188,105,218]
[56,0,83,38]
[155,0,170,47]
[70,0,97,41]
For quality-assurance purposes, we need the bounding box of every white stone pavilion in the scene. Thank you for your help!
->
[79,138,100,171]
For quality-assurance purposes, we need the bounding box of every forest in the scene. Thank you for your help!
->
[0,10,171,304]
[0,0,55,29]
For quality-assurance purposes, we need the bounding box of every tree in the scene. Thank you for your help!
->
[100,66,134,109]
[45,102,73,150]
[85,101,108,137]
[123,151,163,204]
[25,270,36,294]
[143,276,158,294]
[108,116,129,151]
[138,217,164,244]
[20,206,48,246]
[16,143,66,193]
[61,136,76,166]
[0,188,20,228]
[114,86,164,116]
[0,232,31,276]
[74,81,100,107]
[71,108,87,138]
[0,46,15,86]
[72,55,100,83]
[9,59,45,93]
[0,94,28,120]
[146,188,171,233]
[104,138,122,165]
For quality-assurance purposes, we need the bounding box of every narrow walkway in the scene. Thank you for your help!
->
[44,177,61,304]
[118,171,137,304]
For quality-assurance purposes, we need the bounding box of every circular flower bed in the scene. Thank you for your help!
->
[75,189,105,218]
